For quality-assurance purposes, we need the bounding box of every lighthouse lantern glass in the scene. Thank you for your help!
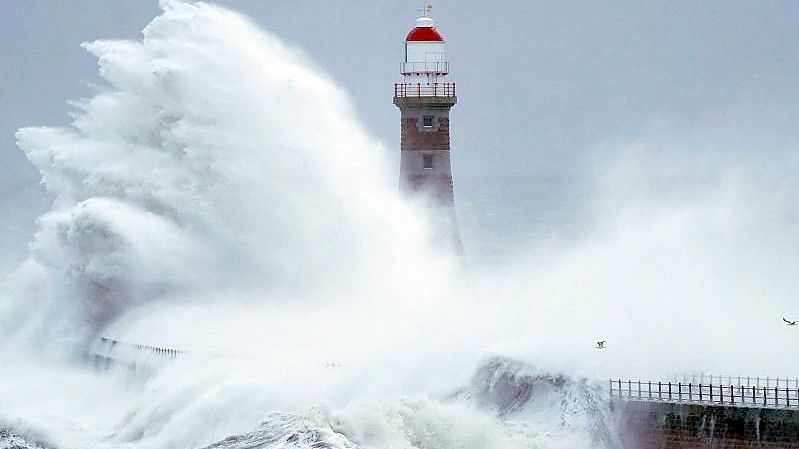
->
[403,41,447,81]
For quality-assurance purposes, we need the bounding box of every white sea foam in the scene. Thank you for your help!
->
[0,1,544,447]
[2,1,798,448]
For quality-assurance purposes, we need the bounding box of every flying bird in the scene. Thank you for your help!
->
[783,318,797,326]
[596,341,606,349]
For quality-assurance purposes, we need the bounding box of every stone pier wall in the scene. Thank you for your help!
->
[614,401,799,448]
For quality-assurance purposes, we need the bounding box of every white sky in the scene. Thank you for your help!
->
[2,1,797,179]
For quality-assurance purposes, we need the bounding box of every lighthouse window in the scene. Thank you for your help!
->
[423,155,434,169]
[422,116,434,127]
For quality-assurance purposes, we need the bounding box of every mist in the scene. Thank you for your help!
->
[0,1,798,448]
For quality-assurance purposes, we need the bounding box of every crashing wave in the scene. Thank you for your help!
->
[0,2,629,449]
[3,0,446,356]
[199,357,617,449]
[460,356,620,447]
[0,427,53,449]
[200,410,357,449]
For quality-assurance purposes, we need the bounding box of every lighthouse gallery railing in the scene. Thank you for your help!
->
[400,62,449,75]
[610,378,799,409]
[394,82,456,98]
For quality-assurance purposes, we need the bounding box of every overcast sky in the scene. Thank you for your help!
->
[3,1,797,180]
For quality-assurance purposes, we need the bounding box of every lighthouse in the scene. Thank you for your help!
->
[394,9,461,251]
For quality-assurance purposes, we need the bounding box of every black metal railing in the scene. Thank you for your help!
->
[98,336,185,358]
[610,378,799,409]
[676,373,799,389]
[394,82,456,98]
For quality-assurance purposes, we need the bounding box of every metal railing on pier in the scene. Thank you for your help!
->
[97,337,186,358]
[394,82,456,98]
[93,337,344,372]
[676,373,799,390]
[610,379,799,409]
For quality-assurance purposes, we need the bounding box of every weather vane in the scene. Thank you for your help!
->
[418,3,433,17]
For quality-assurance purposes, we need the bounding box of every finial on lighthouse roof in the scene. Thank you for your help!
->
[418,4,433,18]
[415,3,434,26]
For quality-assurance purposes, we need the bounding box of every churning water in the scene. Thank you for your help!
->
[2,1,799,448]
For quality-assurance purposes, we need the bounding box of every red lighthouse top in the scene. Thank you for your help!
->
[405,17,444,42]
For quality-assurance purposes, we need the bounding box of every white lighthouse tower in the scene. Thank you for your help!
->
[394,8,461,251]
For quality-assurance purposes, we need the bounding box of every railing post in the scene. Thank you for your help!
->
[628,380,632,399]
[776,387,779,406]
[618,379,623,399]
[710,384,714,403]
[658,382,662,400]
[678,382,682,403]
[648,381,652,400]
[668,382,672,401]
[699,384,703,402]
[689,383,692,402]
[730,385,734,405]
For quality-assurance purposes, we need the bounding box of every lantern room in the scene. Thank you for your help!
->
[402,16,448,82]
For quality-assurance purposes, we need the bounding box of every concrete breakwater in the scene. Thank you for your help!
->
[614,400,799,448]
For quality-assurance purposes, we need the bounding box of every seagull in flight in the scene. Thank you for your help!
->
[783,318,797,326]
[596,341,606,349]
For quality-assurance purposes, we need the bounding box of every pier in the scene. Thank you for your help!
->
[612,375,799,448]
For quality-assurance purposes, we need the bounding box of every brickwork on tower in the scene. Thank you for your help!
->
[394,95,457,207]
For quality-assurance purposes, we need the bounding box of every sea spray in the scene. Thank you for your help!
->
[0,1,612,446]
[4,0,450,351]
[0,1,533,447]
[7,0,799,448]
